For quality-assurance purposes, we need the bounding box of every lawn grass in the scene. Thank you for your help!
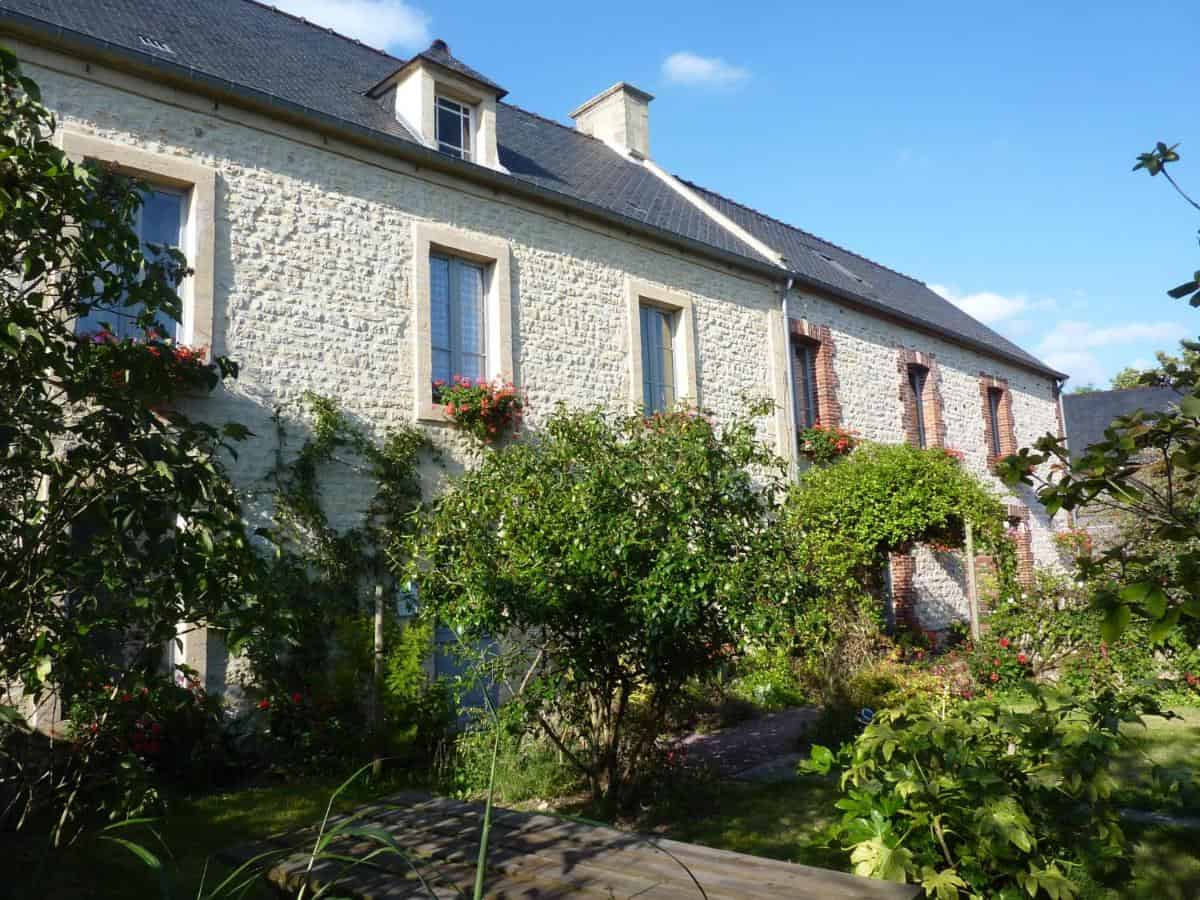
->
[10,769,412,900]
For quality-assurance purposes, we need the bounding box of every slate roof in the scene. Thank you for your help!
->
[0,0,1060,378]
[1063,386,1181,459]
[394,38,508,98]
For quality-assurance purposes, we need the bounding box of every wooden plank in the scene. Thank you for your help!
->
[221,790,919,899]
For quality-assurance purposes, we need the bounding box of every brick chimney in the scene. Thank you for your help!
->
[570,82,653,159]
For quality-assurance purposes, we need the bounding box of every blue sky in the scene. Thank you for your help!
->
[275,0,1200,388]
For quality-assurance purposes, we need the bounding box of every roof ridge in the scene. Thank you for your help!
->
[677,176,928,288]
[244,0,403,63]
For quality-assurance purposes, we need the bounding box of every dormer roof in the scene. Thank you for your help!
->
[368,39,507,100]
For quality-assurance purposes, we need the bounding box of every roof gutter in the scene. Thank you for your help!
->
[0,10,1066,382]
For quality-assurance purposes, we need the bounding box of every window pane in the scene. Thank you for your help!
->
[640,306,676,413]
[432,349,452,385]
[794,341,820,428]
[430,256,451,352]
[139,189,184,340]
[909,367,927,448]
[437,102,464,155]
[460,352,485,382]
[456,261,485,358]
[640,307,658,410]
[989,389,1004,455]
[76,187,185,341]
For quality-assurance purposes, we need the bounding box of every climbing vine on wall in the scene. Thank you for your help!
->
[238,392,429,702]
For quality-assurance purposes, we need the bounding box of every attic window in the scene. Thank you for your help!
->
[137,34,175,55]
[435,96,472,161]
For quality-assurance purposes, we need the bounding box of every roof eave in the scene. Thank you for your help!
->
[0,9,1064,382]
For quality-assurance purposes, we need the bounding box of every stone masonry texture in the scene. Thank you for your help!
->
[26,55,1066,685]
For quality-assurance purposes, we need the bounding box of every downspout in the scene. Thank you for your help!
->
[1054,376,1074,528]
[780,275,799,479]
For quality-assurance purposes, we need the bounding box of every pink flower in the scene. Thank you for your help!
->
[1017,653,1028,665]
[990,672,1000,682]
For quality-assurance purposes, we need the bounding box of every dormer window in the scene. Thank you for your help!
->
[435,96,472,160]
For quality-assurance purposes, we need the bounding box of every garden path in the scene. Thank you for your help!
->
[679,706,818,781]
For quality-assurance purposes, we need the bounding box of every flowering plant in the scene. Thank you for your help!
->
[1053,526,1094,562]
[797,422,857,465]
[85,329,215,402]
[434,375,525,443]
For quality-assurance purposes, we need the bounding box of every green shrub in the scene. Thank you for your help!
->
[727,645,809,710]
[803,687,1173,898]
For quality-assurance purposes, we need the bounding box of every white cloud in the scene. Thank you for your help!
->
[929,283,1030,325]
[1036,319,1190,387]
[270,0,430,50]
[662,52,749,88]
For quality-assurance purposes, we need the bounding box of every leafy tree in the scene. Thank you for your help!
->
[404,405,798,812]
[1109,367,1145,389]
[0,47,259,837]
[1070,383,1100,394]
[997,142,1200,643]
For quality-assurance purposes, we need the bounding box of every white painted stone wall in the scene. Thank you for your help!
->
[26,53,1064,662]
[789,288,1065,629]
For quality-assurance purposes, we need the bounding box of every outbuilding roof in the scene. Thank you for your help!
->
[0,0,1062,377]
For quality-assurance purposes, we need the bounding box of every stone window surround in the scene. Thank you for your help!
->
[788,318,841,428]
[897,348,946,449]
[979,373,1018,466]
[625,276,698,414]
[58,129,216,352]
[412,221,513,423]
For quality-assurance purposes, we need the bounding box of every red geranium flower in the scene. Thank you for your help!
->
[998,637,1011,649]
[257,698,270,710]
[990,672,1000,682]
[291,692,303,704]
[1017,653,1028,665]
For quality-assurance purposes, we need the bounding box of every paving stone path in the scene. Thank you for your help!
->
[678,706,819,781]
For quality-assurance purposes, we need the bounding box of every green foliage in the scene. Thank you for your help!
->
[783,443,1016,709]
[406,403,799,811]
[725,644,809,710]
[0,46,263,839]
[785,443,1016,601]
[237,392,428,746]
[803,688,1175,897]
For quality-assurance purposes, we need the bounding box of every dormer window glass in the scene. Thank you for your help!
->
[435,96,472,160]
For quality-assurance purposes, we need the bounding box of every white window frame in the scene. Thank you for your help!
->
[413,222,513,423]
[435,95,473,161]
[59,130,216,351]
[625,277,697,414]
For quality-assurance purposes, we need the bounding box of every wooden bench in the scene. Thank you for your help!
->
[222,790,920,898]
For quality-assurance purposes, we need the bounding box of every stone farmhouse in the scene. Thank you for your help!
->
[1,0,1069,691]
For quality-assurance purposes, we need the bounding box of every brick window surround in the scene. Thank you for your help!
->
[889,552,917,629]
[1007,504,1035,589]
[980,374,1018,466]
[788,319,841,428]
[897,349,945,448]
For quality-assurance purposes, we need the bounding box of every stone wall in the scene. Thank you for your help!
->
[788,287,1065,630]
[22,48,1067,689]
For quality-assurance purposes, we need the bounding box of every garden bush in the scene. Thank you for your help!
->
[406,403,802,812]
[803,687,1174,898]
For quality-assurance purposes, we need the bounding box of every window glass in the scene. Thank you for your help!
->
[76,186,186,341]
[908,365,928,448]
[640,305,675,414]
[794,340,820,429]
[435,97,471,160]
[988,387,1004,456]
[430,253,486,390]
